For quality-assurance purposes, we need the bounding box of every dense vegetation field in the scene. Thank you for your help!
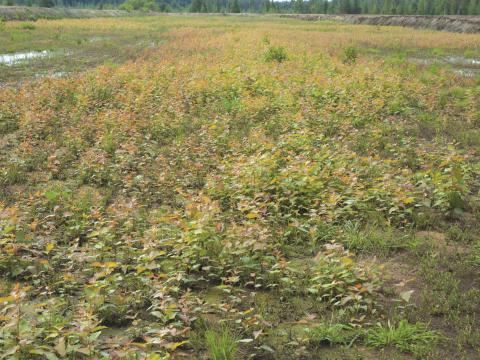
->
[1,16,480,359]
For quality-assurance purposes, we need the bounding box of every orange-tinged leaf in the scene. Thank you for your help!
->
[29,220,38,231]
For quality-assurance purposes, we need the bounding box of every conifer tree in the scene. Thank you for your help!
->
[229,0,240,12]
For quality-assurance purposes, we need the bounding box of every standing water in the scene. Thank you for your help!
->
[0,50,51,66]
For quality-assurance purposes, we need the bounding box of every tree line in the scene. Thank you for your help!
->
[2,0,480,16]
[325,0,480,14]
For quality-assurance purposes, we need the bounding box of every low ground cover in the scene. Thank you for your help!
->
[0,16,479,359]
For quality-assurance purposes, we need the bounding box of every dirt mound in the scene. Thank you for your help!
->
[280,14,480,33]
[0,6,145,21]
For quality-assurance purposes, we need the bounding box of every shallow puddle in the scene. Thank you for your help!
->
[453,68,480,77]
[0,50,51,66]
[444,56,480,66]
[408,54,480,77]
[34,71,68,80]
[89,36,111,43]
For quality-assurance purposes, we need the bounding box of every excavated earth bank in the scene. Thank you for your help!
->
[279,14,480,33]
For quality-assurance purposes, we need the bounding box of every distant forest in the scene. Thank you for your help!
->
[2,0,480,16]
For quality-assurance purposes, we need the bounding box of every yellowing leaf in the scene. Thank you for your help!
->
[0,296,14,303]
[76,347,92,355]
[29,220,38,231]
[91,261,118,268]
[164,340,188,350]
[400,290,414,303]
[403,196,415,205]
[340,257,354,266]
[55,337,66,357]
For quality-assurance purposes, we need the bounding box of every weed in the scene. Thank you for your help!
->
[469,242,480,267]
[0,109,19,135]
[417,254,480,318]
[262,34,270,45]
[446,225,472,244]
[307,246,380,312]
[419,256,462,316]
[453,315,480,354]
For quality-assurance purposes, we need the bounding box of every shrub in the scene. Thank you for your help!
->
[342,45,358,64]
[306,247,380,312]
[264,45,288,63]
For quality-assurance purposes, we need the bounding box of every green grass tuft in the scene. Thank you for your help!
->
[365,320,441,355]
[205,326,239,360]
[307,323,359,347]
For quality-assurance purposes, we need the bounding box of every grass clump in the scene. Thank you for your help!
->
[470,242,480,267]
[307,323,359,347]
[340,221,407,255]
[20,23,36,30]
[205,326,239,360]
[365,320,441,355]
